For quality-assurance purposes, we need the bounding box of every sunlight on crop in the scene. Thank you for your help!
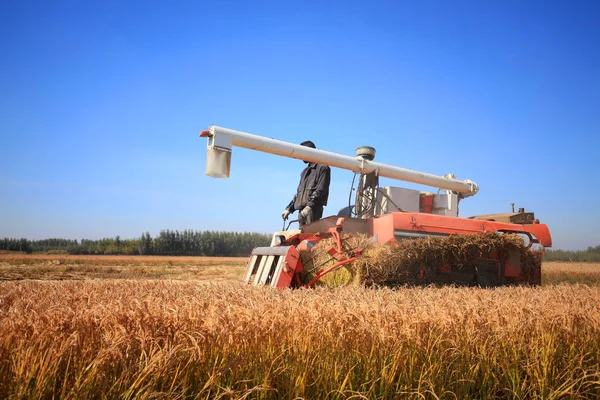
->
[1,280,599,398]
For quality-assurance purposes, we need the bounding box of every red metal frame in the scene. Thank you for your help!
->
[255,213,551,288]
[369,212,552,247]
[305,257,358,287]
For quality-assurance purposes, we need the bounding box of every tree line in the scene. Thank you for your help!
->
[0,230,271,257]
[543,245,600,262]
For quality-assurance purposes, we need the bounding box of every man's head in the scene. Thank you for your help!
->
[300,141,316,163]
[300,140,316,149]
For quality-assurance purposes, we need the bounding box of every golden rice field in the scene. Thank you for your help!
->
[0,254,599,399]
[0,254,247,282]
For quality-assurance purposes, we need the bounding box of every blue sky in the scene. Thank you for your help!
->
[1,0,598,250]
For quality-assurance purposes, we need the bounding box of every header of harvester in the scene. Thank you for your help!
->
[199,125,479,198]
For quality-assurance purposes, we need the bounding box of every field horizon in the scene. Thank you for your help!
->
[1,252,599,286]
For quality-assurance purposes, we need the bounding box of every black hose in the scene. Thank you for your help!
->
[348,172,358,217]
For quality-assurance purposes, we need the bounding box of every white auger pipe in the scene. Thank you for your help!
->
[200,125,479,197]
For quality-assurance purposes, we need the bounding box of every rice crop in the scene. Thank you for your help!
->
[1,281,599,399]
[542,262,600,286]
[0,254,246,281]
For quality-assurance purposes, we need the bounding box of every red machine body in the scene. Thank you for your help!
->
[244,213,551,289]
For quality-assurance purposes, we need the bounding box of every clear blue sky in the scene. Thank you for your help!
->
[1,0,598,250]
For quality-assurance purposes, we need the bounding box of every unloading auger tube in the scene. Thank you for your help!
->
[199,125,479,197]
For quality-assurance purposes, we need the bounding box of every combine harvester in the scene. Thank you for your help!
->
[199,125,551,288]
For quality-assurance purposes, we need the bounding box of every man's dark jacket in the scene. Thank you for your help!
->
[286,163,331,212]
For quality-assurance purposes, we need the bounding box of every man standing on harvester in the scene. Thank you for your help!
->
[281,140,331,227]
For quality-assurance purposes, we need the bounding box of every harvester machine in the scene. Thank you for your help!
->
[199,125,552,288]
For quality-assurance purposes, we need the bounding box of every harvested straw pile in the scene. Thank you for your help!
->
[300,233,542,287]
